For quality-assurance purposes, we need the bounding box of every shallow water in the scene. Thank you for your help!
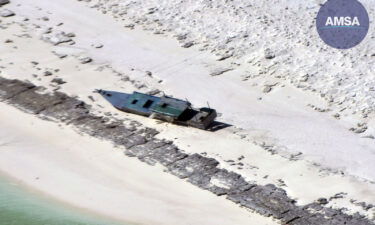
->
[0,176,128,225]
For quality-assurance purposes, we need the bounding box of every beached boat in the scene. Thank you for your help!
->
[97,90,217,130]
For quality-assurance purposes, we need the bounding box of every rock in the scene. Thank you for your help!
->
[313,106,328,112]
[4,39,12,43]
[51,78,66,85]
[134,83,146,89]
[94,43,103,48]
[66,32,76,38]
[329,192,346,200]
[153,30,163,35]
[317,198,329,205]
[79,57,92,64]
[350,126,367,134]
[264,48,275,59]
[168,153,219,179]
[147,7,157,14]
[0,0,10,7]
[217,52,233,61]
[0,9,15,17]
[210,68,233,76]
[362,135,375,139]
[353,202,374,211]
[146,89,161,95]
[42,27,53,34]
[52,51,67,59]
[277,179,286,187]
[299,75,309,82]
[289,152,302,161]
[263,86,272,93]
[58,54,67,59]
[2,77,375,225]
[0,79,36,101]
[145,71,152,77]
[41,16,49,21]
[175,33,187,41]
[43,32,72,45]
[181,41,194,48]
[227,184,296,218]
[44,71,53,76]
[124,23,135,29]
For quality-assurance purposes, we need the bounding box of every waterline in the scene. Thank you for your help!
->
[0,175,130,225]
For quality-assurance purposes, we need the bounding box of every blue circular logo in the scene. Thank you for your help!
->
[316,0,369,49]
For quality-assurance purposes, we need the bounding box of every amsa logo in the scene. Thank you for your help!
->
[325,16,360,27]
[316,0,369,49]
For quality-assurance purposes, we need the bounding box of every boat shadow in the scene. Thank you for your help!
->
[206,121,232,132]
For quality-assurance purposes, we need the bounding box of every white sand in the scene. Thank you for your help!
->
[0,102,277,225]
[0,0,374,222]
[4,0,375,183]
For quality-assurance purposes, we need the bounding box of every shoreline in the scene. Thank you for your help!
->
[0,94,275,225]
[0,77,373,224]
[0,173,128,225]
[0,0,374,224]
[4,0,375,182]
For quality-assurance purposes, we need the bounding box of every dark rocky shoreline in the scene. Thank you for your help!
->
[0,77,374,225]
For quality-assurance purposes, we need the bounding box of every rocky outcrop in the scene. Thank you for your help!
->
[0,0,10,7]
[0,77,373,225]
[0,9,14,17]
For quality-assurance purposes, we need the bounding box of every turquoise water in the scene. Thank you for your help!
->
[0,176,128,225]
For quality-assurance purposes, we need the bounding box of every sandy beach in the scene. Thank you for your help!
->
[0,0,374,224]
[0,102,277,225]
[3,0,375,181]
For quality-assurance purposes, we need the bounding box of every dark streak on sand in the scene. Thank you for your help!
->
[0,77,374,225]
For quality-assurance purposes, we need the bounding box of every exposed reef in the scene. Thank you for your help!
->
[0,77,373,225]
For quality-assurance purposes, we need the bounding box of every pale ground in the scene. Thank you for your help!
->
[0,0,374,223]
[6,0,375,182]
[90,0,375,127]
[0,102,278,225]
